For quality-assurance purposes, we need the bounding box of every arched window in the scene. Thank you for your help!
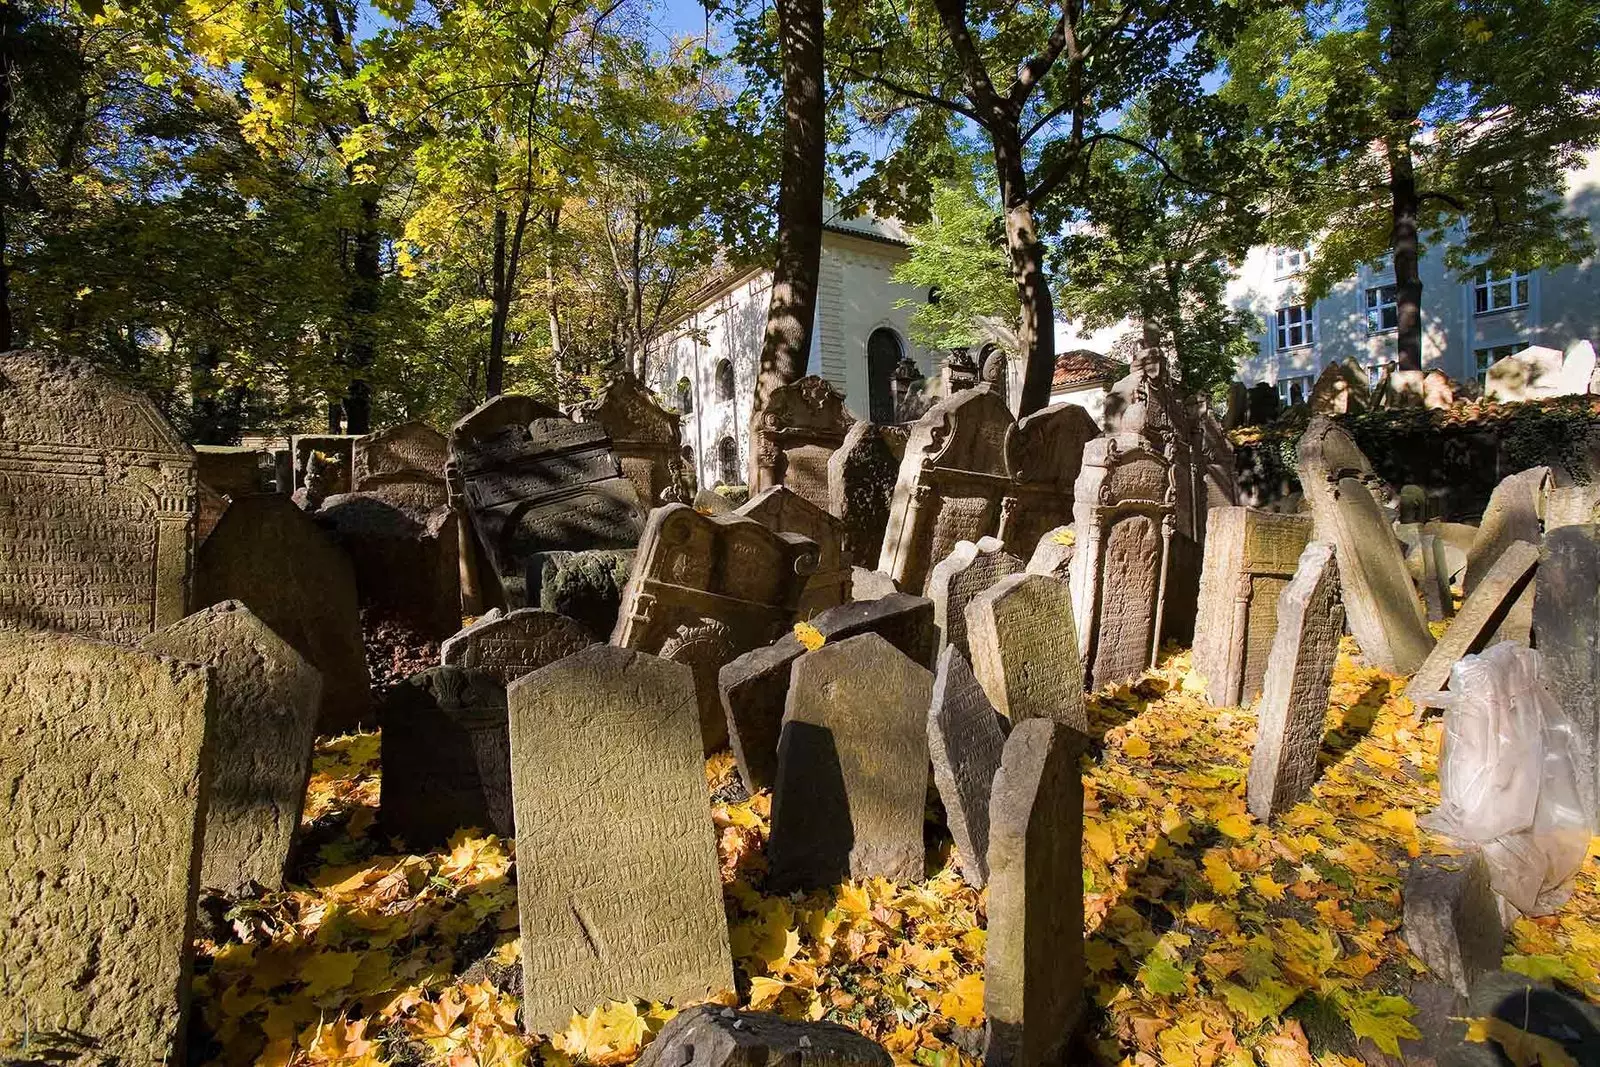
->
[715,359,736,402]
[867,328,902,424]
[718,436,739,486]
[677,376,693,414]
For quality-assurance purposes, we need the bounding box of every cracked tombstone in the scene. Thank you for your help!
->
[965,572,1087,731]
[440,607,594,685]
[928,647,1007,887]
[928,536,1023,659]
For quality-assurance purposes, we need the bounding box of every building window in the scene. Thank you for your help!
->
[1474,269,1530,314]
[1273,247,1309,278]
[715,359,735,402]
[867,328,902,424]
[1365,285,1398,333]
[1363,361,1394,388]
[1275,304,1315,351]
[717,436,739,486]
[676,376,693,415]
[1276,375,1312,406]
[1474,342,1523,384]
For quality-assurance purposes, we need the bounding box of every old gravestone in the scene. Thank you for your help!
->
[440,607,594,685]
[1418,533,1451,623]
[750,375,855,509]
[142,601,321,896]
[966,572,1088,731]
[767,634,934,890]
[194,445,272,498]
[196,493,372,732]
[737,485,853,617]
[0,350,195,642]
[1531,525,1600,822]
[718,592,935,792]
[827,421,900,568]
[983,718,1086,1067]
[996,403,1098,559]
[574,374,686,506]
[292,433,356,494]
[928,536,1024,659]
[1191,507,1313,707]
[1246,541,1345,821]
[1409,540,1541,700]
[1026,525,1074,579]
[1464,467,1548,594]
[317,492,461,639]
[351,421,449,509]
[928,646,1007,888]
[508,646,733,1031]
[527,548,635,640]
[1308,360,1370,416]
[1297,416,1433,673]
[635,1005,892,1067]
[613,503,818,751]
[1403,852,1502,997]
[380,666,512,849]
[0,630,212,1065]
[879,388,1015,595]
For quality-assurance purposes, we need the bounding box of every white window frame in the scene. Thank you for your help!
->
[1365,284,1398,333]
[1474,342,1523,384]
[1273,247,1309,278]
[1474,269,1530,315]
[1276,375,1312,406]
[1275,304,1315,351]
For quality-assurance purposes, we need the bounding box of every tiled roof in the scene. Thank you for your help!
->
[1052,349,1118,388]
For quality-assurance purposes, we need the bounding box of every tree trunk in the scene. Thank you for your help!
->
[1386,138,1424,372]
[488,207,509,398]
[993,131,1055,416]
[340,188,380,433]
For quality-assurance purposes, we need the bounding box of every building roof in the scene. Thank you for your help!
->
[1052,349,1120,389]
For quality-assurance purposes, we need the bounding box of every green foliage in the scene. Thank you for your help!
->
[891,177,1016,351]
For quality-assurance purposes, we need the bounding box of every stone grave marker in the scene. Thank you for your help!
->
[196,493,372,732]
[1191,507,1312,707]
[1403,852,1502,997]
[1409,540,1541,700]
[737,485,853,616]
[751,375,855,509]
[1308,361,1370,416]
[1464,467,1548,594]
[1025,525,1075,579]
[1246,541,1345,820]
[984,718,1086,1067]
[966,572,1087,730]
[142,601,321,895]
[508,646,732,1031]
[574,374,686,506]
[928,535,1023,659]
[635,1005,892,1067]
[1423,370,1456,409]
[850,566,901,600]
[1532,524,1600,821]
[1246,382,1281,423]
[1484,345,1567,402]
[351,420,449,510]
[928,646,1007,887]
[292,433,356,490]
[997,403,1098,558]
[0,350,195,642]
[1419,533,1451,622]
[195,445,272,498]
[526,548,635,640]
[0,630,212,1065]
[317,492,461,639]
[827,420,900,567]
[440,607,594,685]
[614,503,818,751]
[767,634,933,890]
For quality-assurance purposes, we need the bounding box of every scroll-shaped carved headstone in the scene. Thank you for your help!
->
[751,375,855,509]
[509,646,733,1030]
[575,375,686,506]
[737,485,853,617]
[613,504,818,751]
[0,350,195,642]
[967,573,1087,730]
[440,607,594,685]
[998,403,1098,558]
[928,647,1006,888]
[352,421,448,511]
[827,421,900,566]
[927,536,1023,659]
[879,389,1015,595]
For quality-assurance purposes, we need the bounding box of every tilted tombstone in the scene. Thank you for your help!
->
[767,634,933,890]
[1246,541,1345,820]
[0,350,195,642]
[141,601,321,896]
[1190,405,1239,520]
[927,647,1007,888]
[737,485,853,617]
[750,375,856,509]
[1465,467,1548,594]
[1409,540,1541,700]
[1403,852,1502,998]
[718,592,934,792]
[879,388,1015,595]
[613,504,818,751]
[1307,361,1370,416]
[196,481,231,547]
[1422,369,1456,409]
[1418,533,1452,623]
[1532,525,1600,821]
[380,666,512,849]
[440,607,594,685]
[0,631,212,1065]
[316,492,461,639]
[996,403,1098,559]
[292,433,356,493]
[1297,416,1434,673]
[196,493,372,733]
[928,536,1023,658]
[1025,525,1074,580]
[1191,507,1313,707]
[827,420,900,567]
[508,646,733,1031]
[1484,345,1568,402]
[574,374,687,506]
[966,572,1087,731]
[983,718,1086,1067]
[351,420,449,511]
[635,1005,893,1067]
[851,566,901,600]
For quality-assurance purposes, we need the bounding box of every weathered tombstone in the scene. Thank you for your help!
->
[0,630,212,1065]
[574,375,686,506]
[1308,360,1370,416]
[1297,416,1434,673]
[718,593,935,792]
[1400,484,1429,524]
[879,388,1015,595]
[141,601,321,895]
[1419,533,1452,622]
[292,433,356,492]
[1246,541,1345,820]
[737,485,853,617]
[1190,405,1239,521]
[317,492,461,639]
[827,421,900,567]
[1380,369,1428,409]
[1222,381,1248,429]
[1422,369,1456,410]
[635,1005,892,1067]
[1465,467,1548,594]
[440,607,594,685]
[1403,852,1502,997]
[966,573,1087,731]
[195,445,272,498]
[983,718,1086,1067]
[750,375,855,509]
[928,647,1007,887]
[1191,507,1313,707]
[272,448,293,494]
[928,536,1024,658]
[767,634,933,890]
[195,493,372,732]
[508,646,733,1030]
[1410,540,1541,700]
[693,488,734,515]
[526,548,634,640]
[850,566,900,600]
[997,403,1098,558]
[613,504,818,751]
[196,481,231,547]
[1025,525,1074,579]
[0,350,195,642]
[1532,525,1600,821]
[351,420,448,510]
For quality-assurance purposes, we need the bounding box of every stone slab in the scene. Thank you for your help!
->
[928,536,1023,659]
[1404,851,1503,997]
[965,573,1087,731]
[1410,540,1541,700]
[737,485,853,617]
[927,647,1007,888]
[828,421,900,568]
[1025,526,1074,580]
[440,607,594,685]
[1532,524,1600,822]
[527,549,635,641]
[317,491,461,639]
[634,1005,891,1067]
[1464,467,1547,595]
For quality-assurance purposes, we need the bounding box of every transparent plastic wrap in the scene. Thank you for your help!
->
[1419,642,1595,915]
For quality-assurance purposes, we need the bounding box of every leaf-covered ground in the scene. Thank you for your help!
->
[191,640,1600,1067]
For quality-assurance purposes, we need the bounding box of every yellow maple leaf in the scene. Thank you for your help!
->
[555,1008,612,1060]
[836,882,872,919]
[1216,811,1254,841]
[1255,1020,1315,1067]
[1252,873,1287,902]
[598,1001,648,1051]
[939,973,985,1027]
[1379,808,1417,836]
[794,622,825,651]
[1051,528,1076,546]
[1125,735,1152,758]
[1203,851,1243,895]
[1464,1018,1578,1067]
[748,976,790,1011]
[1084,822,1118,862]
[300,950,363,998]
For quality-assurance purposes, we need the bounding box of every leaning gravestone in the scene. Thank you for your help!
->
[827,421,901,568]
[1026,525,1075,580]
[196,493,372,732]
[440,607,593,685]
[737,485,853,617]
[984,718,1086,1067]
[380,666,512,849]
[317,491,461,639]
[751,375,855,509]
[1532,525,1600,822]
[1246,541,1345,821]
[1191,507,1312,707]
[574,374,685,507]
[1409,540,1541,701]
[142,601,321,895]
[928,647,1007,888]
[768,634,933,890]
[508,646,733,1031]
[928,536,1023,659]
[0,350,195,642]
[966,572,1088,731]
[0,630,212,1065]
[1464,467,1548,594]
[1403,852,1502,998]
[351,420,449,510]
[1307,361,1369,416]
[996,403,1098,559]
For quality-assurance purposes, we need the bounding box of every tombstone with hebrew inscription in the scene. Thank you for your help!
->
[575,374,687,506]
[613,504,818,751]
[0,350,195,642]
[751,375,855,509]
[966,572,1087,731]
[440,607,594,685]
[827,421,900,566]
[997,402,1098,558]
[352,421,449,511]
[928,647,1006,887]
[928,536,1023,659]
[737,485,853,617]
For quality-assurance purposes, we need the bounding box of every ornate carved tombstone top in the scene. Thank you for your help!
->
[998,402,1099,557]
[0,349,196,641]
[574,375,687,506]
[752,375,856,508]
[736,485,852,617]
[352,421,448,509]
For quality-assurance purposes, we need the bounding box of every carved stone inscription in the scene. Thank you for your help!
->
[1093,514,1161,687]
[440,607,594,685]
[966,573,1087,731]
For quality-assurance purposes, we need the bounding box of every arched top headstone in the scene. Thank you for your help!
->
[904,386,1013,477]
[575,374,681,446]
[0,349,191,458]
[354,421,447,491]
